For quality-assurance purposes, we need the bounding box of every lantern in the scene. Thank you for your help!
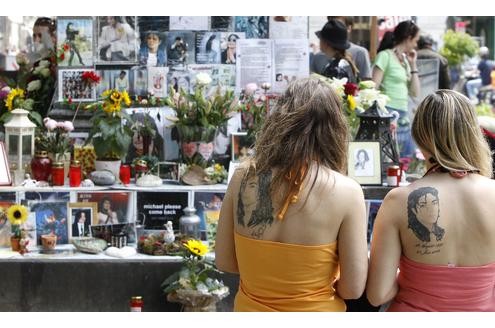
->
[179,207,201,239]
[4,108,36,185]
[355,101,400,182]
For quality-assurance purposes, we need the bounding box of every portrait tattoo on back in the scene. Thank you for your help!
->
[407,187,445,255]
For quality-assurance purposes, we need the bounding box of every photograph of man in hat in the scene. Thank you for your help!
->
[315,19,359,83]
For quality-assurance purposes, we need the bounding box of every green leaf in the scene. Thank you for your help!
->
[28,111,43,127]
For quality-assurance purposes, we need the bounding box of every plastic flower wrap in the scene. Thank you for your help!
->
[204,163,228,184]
[161,239,228,298]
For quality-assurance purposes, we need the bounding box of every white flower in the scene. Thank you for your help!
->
[196,73,212,86]
[40,68,51,78]
[359,80,376,89]
[15,52,29,66]
[33,66,43,75]
[244,83,258,96]
[27,80,41,92]
[63,121,74,132]
[1,86,11,93]
[204,166,215,175]
[261,82,271,90]
[38,60,50,68]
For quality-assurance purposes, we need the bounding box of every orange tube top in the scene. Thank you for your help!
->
[233,232,345,312]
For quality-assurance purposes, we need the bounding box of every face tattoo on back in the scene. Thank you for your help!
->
[407,187,445,243]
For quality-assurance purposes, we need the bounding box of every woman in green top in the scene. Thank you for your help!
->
[372,21,420,159]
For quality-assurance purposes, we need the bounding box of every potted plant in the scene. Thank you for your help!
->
[161,239,229,311]
[6,204,29,253]
[84,89,134,178]
[164,73,240,168]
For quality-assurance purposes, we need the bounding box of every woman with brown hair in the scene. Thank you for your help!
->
[215,77,368,311]
[367,90,495,311]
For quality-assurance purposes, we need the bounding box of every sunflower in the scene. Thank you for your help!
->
[7,204,28,226]
[121,90,131,106]
[5,88,25,111]
[183,239,208,257]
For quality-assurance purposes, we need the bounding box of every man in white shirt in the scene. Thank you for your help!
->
[98,16,135,62]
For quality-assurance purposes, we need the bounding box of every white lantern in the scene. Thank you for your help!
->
[4,108,36,185]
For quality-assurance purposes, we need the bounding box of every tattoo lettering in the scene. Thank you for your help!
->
[407,187,445,244]
[415,242,444,255]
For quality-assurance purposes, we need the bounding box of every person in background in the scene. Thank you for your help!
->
[215,77,368,311]
[311,16,371,81]
[372,20,420,159]
[316,19,359,83]
[138,31,166,67]
[367,90,495,311]
[416,34,451,89]
[478,46,495,88]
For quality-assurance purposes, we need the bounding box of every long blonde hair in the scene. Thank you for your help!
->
[254,77,349,194]
[412,89,493,178]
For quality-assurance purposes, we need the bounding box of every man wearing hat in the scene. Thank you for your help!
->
[311,17,370,81]
[417,34,451,89]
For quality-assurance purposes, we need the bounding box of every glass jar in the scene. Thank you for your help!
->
[51,162,65,186]
[119,164,131,185]
[179,207,201,239]
[31,150,52,182]
[130,296,143,312]
[134,159,148,181]
[69,160,82,187]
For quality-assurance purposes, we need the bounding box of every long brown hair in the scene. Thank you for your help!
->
[254,77,349,196]
[334,48,359,79]
[412,89,493,178]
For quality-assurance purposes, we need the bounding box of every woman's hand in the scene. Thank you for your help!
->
[406,49,417,65]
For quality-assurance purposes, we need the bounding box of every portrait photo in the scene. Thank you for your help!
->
[131,67,148,96]
[91,222,136,244]
[57,17,94,67]
[157,161,180,183]
[69,202,97,239]
[138,30,167,67]
[220,32,244,65]
[231,132,253,162]
[97,16,137,64]
[58,69,96,102]
[168,71,191,94]
[112,69,130,93]
[234,16,269,39]
[148,66,169,98]
[347,141,382,185]
[195,32,221,64]
[30,201,69,245]
[165,31,195,67]
[77,191,133,225]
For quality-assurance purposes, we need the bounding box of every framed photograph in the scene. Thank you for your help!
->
[136,191,188,229]
[0,142,11,186]
[148,66,169,98]
[125,108,165,162]
[157,161,180,183]
[111,69,131,93]
[195,32,221,64]
[0,192,16,247]
[68,202,98,239]
[96,16,137,64]
[231,132,253,162]
[57,17,94,67]
[348,141,382,185]
[220,32,245,65]
[211,16,233,32]
[30,201,69,245]
[131,67,148,96]
[77,191,133,225]
[58,69,96,102]
[165,31,195,67]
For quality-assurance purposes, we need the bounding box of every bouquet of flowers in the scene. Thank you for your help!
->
[239,83,268,142]
[35,117,74,156]
[161,239,229,310]
[85,89,134,161]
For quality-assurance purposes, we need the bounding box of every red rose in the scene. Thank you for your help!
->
[344,83,359,96]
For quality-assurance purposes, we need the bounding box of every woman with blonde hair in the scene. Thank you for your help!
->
[215,77,368,311]
[367,90,495,311]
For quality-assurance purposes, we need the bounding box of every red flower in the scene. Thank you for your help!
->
[63,43,70,51]
[81,71,101,85]
[59,53,65,61]
[344,83,359,96]
[68,96,73,104]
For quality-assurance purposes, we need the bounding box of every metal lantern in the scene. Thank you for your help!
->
[179,206,201,239]
[355,101,400,181]
[4,108,36,185]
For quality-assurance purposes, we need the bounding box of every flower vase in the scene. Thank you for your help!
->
[167,288,229,312]
[10,236,21,252]
[95,159,122,180]
[177,125,217,168]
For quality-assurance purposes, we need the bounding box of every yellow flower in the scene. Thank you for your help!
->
[214,163,223,172]
[122,90,131,106]
[183,239,208,256]
[102,89,112,98]
[5,88,25,111]
[6,204,28,226]
[110,91,122,103]
[347,95,356,111]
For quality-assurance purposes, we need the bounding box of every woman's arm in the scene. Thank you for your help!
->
[366,189,403,306]
[372,66,384,90]
[407,50,420,97]
[215,171,241,273]
[336,181,369,299]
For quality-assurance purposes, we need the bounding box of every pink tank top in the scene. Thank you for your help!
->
[389,256,495,312]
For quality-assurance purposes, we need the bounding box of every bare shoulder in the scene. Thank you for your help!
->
[316,168,364,199]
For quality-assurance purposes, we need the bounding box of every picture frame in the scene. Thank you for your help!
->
[348,141,382,185]
[58,69,97,102]
[157,161,181,183]
[77,191,133,225]
[231,132,252,162]
[68,202,98,239]
[96,16,138,64]
[0,142,12,186]
[30,201,69,245]
[56,17,94,68]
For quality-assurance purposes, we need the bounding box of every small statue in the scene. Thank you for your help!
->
[21,174,37,187]
[163,221,175,244]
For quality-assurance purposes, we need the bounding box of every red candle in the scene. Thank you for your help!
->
[51,162,65,186]
[69,160,82,187]
[129,296,143,312]
[120,164,131,185]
